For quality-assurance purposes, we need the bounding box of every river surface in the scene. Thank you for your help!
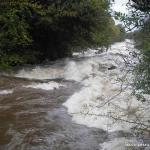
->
[0,40,150,150]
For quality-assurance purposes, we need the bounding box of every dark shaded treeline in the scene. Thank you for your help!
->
[0,0,125,68]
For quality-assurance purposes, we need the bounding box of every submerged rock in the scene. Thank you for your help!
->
[108,65,117,70]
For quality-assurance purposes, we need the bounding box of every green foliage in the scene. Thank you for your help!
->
[133,20,150,96]
[110,23,125,42]
[32,0,113,58]
[0,0,120,68]
[130,0,150,12]
[0,0,41,67]
[118,0,150,101]
[0,53,25,69]
[114,11,141,31]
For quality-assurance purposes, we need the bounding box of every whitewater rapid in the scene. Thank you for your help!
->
[0,40,146,150]
[14,40,150,133]
[0,89,13,95]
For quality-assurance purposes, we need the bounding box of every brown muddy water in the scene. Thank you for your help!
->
[0,76,110,150]
[0,40,149,150]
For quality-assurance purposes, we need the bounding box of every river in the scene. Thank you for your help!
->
[0,40,149,150]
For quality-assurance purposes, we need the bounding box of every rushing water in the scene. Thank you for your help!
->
[0,40,150,150]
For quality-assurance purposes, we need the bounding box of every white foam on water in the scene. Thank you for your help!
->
[14,40,132,81]
[63,74,148,131]
[15,66,64,80]
[24,81,65,90]
[64,60,99,82]
[0,90,13,95]
[63,40,150,132]
[73,48,102,57]
[99,137,142,150]
[13,40,150,132]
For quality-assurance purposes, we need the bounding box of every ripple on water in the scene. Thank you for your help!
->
[99,137,145,150]
[24,81,66,90]
[0,90,13,95]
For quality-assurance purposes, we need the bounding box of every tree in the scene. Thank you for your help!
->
[115,0,150,100]
[31,0,114,59]
[126,0,150,100]
[0,0,42,68]
[0,0,121,68]
[111,0,150,133]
